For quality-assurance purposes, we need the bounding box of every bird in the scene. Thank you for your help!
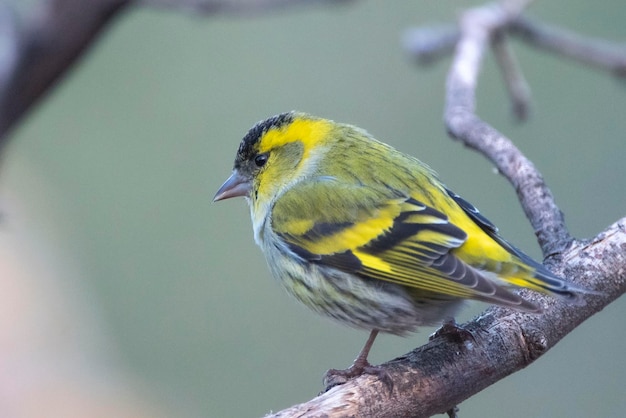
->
[213,111,586,387]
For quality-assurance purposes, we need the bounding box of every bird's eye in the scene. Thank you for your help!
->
[254,153,268,167]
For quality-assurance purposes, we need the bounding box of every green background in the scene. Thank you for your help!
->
[2,0,625,416]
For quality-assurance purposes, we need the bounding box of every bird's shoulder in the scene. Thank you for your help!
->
[270,177,401,237]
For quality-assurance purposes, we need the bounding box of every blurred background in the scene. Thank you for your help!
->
[0,0,624,417]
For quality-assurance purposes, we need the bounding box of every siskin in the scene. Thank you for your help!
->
[214,111,586,384]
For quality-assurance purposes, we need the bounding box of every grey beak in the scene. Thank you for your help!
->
[213,171,251,202]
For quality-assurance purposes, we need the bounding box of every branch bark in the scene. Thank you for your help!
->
[268,1,626,416]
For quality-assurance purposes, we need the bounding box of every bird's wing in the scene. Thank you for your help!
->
[444,188,584,302]
[272,179,539,311]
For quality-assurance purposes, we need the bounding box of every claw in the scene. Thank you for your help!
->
[320,330,393,393]
[323,362,393,393]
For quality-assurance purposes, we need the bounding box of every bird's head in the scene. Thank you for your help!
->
[214,112,334,206]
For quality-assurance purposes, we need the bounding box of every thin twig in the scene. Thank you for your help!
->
[405,13,626,79]
[403,25,459,65]
[510,16,626,77]
[492,31,532,121]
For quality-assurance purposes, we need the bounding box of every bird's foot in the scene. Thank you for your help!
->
[322,360,393,393]
[321,329,393,393]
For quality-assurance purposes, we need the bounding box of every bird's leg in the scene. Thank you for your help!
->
[323,330,393,392]
[350,328,379,371]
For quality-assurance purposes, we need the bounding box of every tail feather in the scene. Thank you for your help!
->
[446,187,597,306]
[529,266,599,306]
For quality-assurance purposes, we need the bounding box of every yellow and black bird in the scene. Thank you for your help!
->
[214,111,586,382]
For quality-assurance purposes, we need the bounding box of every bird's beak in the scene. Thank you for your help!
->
[213,170,251,202]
